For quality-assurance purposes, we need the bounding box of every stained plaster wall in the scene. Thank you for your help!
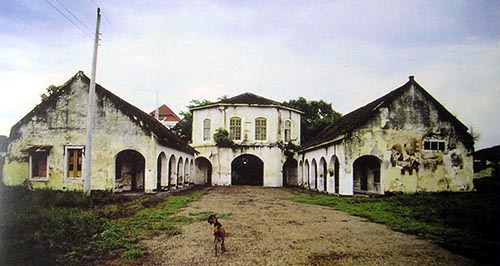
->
[300,84,473,194]
[3,77,194,192]
[191,105,301,187]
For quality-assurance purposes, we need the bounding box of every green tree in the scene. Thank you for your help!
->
[171,99,212,142]
[282,97,341,143]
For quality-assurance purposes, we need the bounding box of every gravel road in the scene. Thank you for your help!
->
[141,186,477,266]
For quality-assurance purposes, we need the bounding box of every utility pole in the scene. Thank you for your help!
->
[84,7,101,194]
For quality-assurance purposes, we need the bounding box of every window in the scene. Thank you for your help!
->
[31,153,48,179]
[25,145,52,181]
[423,140,445,152]
[66,146,84,179]
[203,118,211,141]
[284,120,292,142]
[229,117,241,140]
[255,117,267,141]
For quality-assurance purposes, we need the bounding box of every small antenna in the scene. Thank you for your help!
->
[155,90,159,120]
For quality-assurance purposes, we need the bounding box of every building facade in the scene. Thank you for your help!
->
[299,76,475,195]
[150,104,181,129]
[190,93,302,187]
[2,72,196,193]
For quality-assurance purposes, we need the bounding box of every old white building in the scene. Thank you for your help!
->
[299,76,475,195]
[3,71,196,193]
[190,93,302,187]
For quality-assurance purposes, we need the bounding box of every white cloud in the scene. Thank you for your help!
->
[1,0,499,150]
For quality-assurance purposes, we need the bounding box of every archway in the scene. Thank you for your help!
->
[156,152,168,191]
[319,157,327,192]
[177,157,184,187]
[353,155,381,193]
[231,154,264,186]
[195,157,212,185]
[299,160,304,186]
[305,160,310,188]
[329,155,340,193]
[115,150,145,192]
[169,155,176,188]
[282,158,298,186]
[311,159,317,190]
[184,158,190,184]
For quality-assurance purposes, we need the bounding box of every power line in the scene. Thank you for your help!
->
[87,0,99,8]
[53,0,92,33]
[44,0,92,38]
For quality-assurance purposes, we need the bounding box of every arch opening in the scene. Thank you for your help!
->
[353,155,381,194]
[115,150,145,192]
[156,152,168,191]
[195,157,212,185]
[329,156,340,193]
[231,154,263,186]
[282,158,298,186]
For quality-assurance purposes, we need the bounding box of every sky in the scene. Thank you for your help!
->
[1,0,499,150]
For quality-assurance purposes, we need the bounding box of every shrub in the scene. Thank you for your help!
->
[213,128,234,147]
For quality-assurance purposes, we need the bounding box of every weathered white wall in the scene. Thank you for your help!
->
[300,84,474,194]
[3,75,194,192]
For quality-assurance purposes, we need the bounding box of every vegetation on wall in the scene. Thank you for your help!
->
[213,128,234,147]
[40,84,61,101]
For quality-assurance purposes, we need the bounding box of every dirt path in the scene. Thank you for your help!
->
[142,187,476,266]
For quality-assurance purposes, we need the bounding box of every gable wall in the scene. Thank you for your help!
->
[300,84,473,194]
[3,77,194,192]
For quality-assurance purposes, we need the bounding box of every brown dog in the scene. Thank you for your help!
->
[207,214,226,256]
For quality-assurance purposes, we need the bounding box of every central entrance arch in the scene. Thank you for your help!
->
[231,154,263,186]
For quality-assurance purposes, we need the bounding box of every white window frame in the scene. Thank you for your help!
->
[284,119,292,143]
[29,152,50,181]
[203,118,211,141]
[64,145,85,181]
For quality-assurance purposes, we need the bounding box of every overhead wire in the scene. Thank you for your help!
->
[53,0,92,33]
[44,0,92,39]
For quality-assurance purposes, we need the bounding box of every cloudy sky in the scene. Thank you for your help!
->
[1,0,499,149]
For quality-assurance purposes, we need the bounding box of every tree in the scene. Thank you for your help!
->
[171,99,212,142]
[282,97,341,143]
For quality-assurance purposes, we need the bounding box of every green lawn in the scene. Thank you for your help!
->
[290,188,500,265]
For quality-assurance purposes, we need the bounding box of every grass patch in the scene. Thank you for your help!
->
[290,188,499,265]
[0,186,208,265]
